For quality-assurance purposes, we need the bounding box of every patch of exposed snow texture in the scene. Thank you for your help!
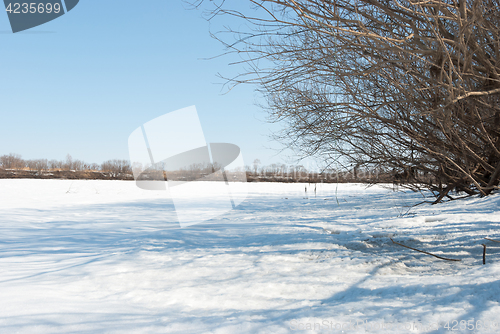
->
[0,180,499,333]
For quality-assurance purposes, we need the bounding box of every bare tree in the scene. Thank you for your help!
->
[64,154,74,171]
[101,159,132,177]
[87,163,100,171]
[199,0,500,202]
[72,159,85,171]
[48,159,63,170]
[31,159,48,174]
[0,153,25,170]
[253,159,261,175]
[25,160,37,172]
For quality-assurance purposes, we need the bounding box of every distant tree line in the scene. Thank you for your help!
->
[245,161,407,183]
[0,153,131,176]
[0,152,427,183]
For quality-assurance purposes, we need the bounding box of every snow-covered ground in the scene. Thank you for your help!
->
[0,179,499,333]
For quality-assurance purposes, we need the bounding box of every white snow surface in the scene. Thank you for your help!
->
[0,179,499,333]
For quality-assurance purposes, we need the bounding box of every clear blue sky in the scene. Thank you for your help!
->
[0,0,300,167]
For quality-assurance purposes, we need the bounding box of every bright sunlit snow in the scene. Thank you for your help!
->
[0,180,499,333]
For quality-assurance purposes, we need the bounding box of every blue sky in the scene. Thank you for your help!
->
[0,0,299,167]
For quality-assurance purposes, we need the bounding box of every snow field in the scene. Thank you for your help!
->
[0,180,499,333]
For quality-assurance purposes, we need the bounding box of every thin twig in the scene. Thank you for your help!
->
[66,181,74,194]
[485,237,500,244]
[390,238,461,262]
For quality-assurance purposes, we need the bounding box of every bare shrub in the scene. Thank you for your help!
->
[199,0,500,201]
